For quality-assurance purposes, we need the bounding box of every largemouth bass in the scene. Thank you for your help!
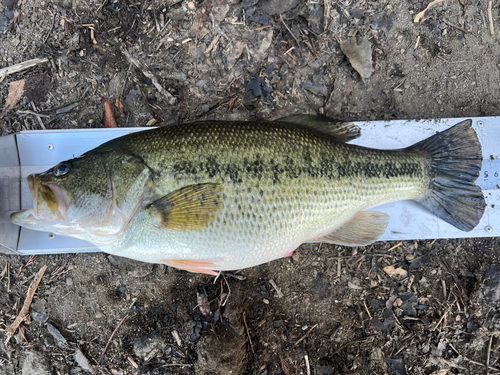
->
[11,115,485,274]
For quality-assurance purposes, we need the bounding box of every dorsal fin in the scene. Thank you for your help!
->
[274,114,361,143]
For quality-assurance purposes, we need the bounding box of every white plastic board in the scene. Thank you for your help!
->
[0,117,498,255]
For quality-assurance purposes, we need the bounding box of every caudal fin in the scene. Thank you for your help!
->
[409,119,486,232]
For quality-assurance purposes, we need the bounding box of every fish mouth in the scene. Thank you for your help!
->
[10,174,68,227]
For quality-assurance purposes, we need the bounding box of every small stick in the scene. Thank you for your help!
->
[489,1,495,35]
[488,335,494,375]
[102,313,129,356]
[304,353,311,375]
[441,279,447,300]
[121,47,176,105]
[17,110,50,118]
[43,11,57,44]
[30,102,46,130]
[280,14,303,57]
[387,242,402,252]
[431,306,451,331]
[242,312,255,354]
[363,299,372,319]
[0,58,49,81]
[295,324,318,346]
[269,279,284,298]
[254,25,271,31]
[442,19,471,34]
[5,265,47,344]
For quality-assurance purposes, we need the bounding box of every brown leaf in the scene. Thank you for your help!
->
[101,96,118,128]
[115,96,124,114]
[2,79,25,116]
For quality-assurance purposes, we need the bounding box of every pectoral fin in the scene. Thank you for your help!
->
[317,211,389,246]
[148,183,221,231]
[163,259,219,275]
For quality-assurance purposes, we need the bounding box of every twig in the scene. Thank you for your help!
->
[387,242,402,252]
[120,63,132,98]
[30,102,46,130]
[442,19,471,34]
[43,11,57,44]
[102,313,129,356]
[305,353,311,375]
[120,47,176,105]
[243,312,255,354]
[17,110,50,118]
[280,14,303,57]
[0,58,49,82]
[488,335,494,375]
[5,265,47,344]
[295,324,318,346]
[431,306,452,331]
[269,279,284,298]
[489,1,495,36]
[363,299,372,319]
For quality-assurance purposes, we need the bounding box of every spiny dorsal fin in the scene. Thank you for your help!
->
[317,211,389,246]
[274,114,361,143]
[148,183,222,231]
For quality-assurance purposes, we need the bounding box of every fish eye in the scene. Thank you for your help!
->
[54,161,71,176]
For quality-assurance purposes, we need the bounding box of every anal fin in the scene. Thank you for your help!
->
[163,259,218,275]
[317,211,389,246]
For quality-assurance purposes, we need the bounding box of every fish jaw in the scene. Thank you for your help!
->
[10,173,69,232]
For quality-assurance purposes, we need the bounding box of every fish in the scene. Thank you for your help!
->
[11,115,486,274]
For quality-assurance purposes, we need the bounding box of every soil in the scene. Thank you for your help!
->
[1,0,500,374]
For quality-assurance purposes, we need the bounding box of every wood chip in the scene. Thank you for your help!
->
[172,330,183,347]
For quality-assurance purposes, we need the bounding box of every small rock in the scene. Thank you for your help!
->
[22,351,52,375]
[302,82,328,97]
[273,320,283,328]
[134,336,167,358]
[46,323,68,349]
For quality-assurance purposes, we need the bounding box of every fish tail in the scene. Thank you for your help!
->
[409,119,486,232]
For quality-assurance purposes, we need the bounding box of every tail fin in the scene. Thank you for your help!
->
[409,119,486,232]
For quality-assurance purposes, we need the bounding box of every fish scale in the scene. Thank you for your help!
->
[11,117,485,273]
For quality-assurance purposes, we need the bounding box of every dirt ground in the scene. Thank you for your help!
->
[1,0,500,374]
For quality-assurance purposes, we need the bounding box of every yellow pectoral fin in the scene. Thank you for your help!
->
[148,183,222,231]
[163,259,219,275]
[317,211,390,246]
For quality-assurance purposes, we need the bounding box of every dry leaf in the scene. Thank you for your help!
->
[115,96,124,114]
[2,79,25,116]
[101,96,118,128]
[383,265,408,279]
[414,0,448,23]
[340,36,373,80]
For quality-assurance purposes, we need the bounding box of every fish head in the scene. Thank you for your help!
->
[11,152,118,240]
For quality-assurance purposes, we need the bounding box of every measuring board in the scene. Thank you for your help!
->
[0,117,499,255]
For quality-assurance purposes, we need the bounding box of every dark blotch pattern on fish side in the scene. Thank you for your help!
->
[167,153,422,184]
